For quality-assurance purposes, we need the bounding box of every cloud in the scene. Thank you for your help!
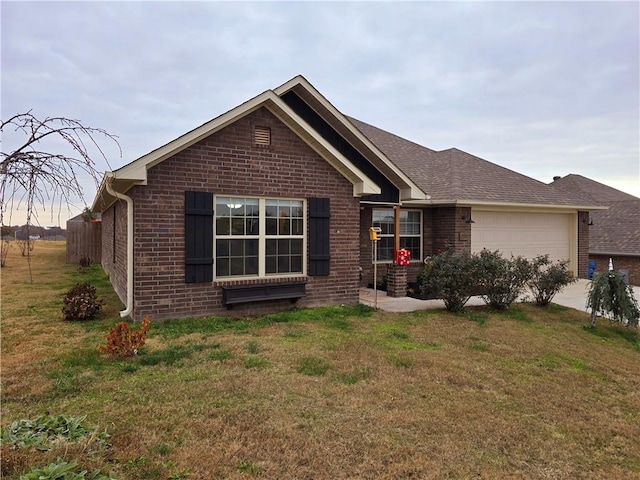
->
[1,0,638,225]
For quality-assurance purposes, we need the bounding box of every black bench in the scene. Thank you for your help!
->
[221,282,306,309]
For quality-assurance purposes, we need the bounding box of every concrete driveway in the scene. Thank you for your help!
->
[359,279,640,314]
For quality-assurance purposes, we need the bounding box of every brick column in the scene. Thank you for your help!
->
[386,264,407,298]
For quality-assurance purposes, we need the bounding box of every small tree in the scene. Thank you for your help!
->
[418,250,480,312]
[586,270,639,328]
[527,254,577,307]
[477,249,530,310]
[1,112,120,280]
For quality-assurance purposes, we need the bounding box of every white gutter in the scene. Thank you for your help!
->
[104,173,134,318]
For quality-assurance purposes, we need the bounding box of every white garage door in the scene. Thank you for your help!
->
[471,211,572,262]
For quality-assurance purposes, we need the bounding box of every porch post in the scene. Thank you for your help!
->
[387,205,407,298]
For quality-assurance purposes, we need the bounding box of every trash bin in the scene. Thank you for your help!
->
[588,260,596,280]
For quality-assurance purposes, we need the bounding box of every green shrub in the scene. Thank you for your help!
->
[62,282,103,321]
[527,255,577,307]
[1,414,108,451]
[587,271,640,328]
[20,459,114,480]
[418,250,479,312]
[477,249,530,310]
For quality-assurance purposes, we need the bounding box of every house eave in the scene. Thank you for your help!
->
[402,198,610,211]
[590,250,640,258]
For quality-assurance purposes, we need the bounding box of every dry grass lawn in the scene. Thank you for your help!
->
[1,242,639,479]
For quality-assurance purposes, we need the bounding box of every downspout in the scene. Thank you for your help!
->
[104,173,134,318]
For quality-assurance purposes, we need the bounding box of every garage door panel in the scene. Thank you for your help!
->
[471,211,571,262]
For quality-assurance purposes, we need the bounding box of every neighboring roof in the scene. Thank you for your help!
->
[348,117,602,209]
[551,174,640,256]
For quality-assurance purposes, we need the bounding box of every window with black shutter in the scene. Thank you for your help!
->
[308,197,330,276]
[185,191,214,283]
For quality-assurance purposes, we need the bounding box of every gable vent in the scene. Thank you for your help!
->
[254,126,271,146]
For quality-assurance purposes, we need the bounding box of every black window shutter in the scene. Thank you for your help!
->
[308,197,330,276]
[185,191,213,283]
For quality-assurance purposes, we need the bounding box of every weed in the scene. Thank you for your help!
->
[297,357,330,376]
[463,310,488,325]
[153,443,172,456]
[238,460,263,475]
[19,459,114,480]
[247,340,259,354]
[138,344,199,366]
[243,356,268,369]
[334,366,372,385]
[209,348,233,362]
[470,342,490,352]
[324,317,352,331]
[387,354,413,368]
[1,414,108,451]
[388,329,409,340]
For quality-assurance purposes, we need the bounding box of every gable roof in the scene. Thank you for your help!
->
[93,87,391,212]
[348,117,602,210]
[551,174,640,255]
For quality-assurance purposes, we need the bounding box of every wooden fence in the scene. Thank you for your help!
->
[66,221,102,264]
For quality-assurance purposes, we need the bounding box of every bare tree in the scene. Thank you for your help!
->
[1,111,120,277]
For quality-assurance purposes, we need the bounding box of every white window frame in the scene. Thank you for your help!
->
[214,196,306,279]
[372,208,422,263]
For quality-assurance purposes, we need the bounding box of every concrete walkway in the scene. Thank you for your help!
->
[359,279,640,313]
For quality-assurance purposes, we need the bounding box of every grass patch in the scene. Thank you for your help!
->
[387,354,414,368]
[496,307,532,322]
[334,366,372,385]
[243,356,269,369]
[2,243,640,479]
[297,357,330,376]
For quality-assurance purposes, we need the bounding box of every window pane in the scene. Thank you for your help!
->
[266,218,277,235]
[278,239,290,255]
[245,256,258,275]
[291,218,303,235]
[266,239,276,255]
[216,240,229,257]
[266,201,278,219]
[279,218,290,235]
[266,256,276,274]
[216,199,231,217]
[246,218,259,235]
[216,258,229,277]
[291,239,302,255]
[278,256,290,273]
[291,255,302,273]
[231,217,244,235]
[216,217,230,236]
[246,239,258,256]
[230,240,244,256]
[230,258,244,276]
[377,237,394,261]
[401,237,421,260]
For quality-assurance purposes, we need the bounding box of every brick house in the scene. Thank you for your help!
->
[551,174,640,286]
[92,75,602,321]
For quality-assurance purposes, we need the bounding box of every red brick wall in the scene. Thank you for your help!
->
[101,200,128,309]
[432,206,472,255]
[116,107,360,321]
[577,211,590,279]
[589,254,640,286]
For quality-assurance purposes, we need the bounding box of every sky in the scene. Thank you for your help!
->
[2,1,639,226]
